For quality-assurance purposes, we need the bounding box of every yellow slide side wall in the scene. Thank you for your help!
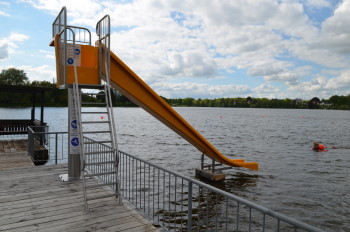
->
[53,39,99,86]
[66,45,99,85]
[107,51,258,171]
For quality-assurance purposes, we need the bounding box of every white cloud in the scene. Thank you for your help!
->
[324,70,350,90]
[0,1,10,16]
[288,70,350,98]
[253,84,282,98]
[306,0,331,8]
[0,10,10,16]
[152,81,251,99]
[39,50,55,59]
[0,63,56,84]
[0,43,8,59]
[22,0,349,99]
[0,33,29,57]
[319,0,350,54]
[18,65,56,82]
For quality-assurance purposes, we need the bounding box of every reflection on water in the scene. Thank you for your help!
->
[1,107,349,231]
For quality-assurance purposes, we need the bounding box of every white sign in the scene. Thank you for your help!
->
[66,44,81,66]
[70,135,80,154]
[68,88,80,154]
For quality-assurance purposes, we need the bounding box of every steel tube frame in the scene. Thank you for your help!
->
[118,149,324,232]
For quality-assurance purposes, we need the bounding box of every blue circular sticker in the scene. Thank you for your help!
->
[67,58,74,64]
[71,137,79,146]
[75,48,80,55]
[71,120,77,129]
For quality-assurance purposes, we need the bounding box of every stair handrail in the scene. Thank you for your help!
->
[96,15,119,167]
[96,15,121,204]
[56,26,86,173]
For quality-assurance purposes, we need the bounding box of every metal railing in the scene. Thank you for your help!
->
[66,26,91,45]
[24,129,324,231]
[118,150,324,232]
[0,120,45,135]
[27,128,68,165]
[83,137,119,192]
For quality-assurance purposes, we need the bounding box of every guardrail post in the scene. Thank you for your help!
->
[187,182,193,232]
[55,133,58,164]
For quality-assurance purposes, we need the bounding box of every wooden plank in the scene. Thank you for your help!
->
[0,139,32,170]
[0,197,113,222]
[0,163,160,232]
[1,201,130,230]
[0,151,34,170]
[34,210,143,232]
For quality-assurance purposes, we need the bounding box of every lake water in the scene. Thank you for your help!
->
[1,107,349,231]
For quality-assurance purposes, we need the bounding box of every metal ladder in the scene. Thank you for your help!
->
[73,14,120,212]
[73,83,120,212]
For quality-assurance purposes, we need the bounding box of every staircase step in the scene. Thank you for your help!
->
[81,102,106,105]
[81,93,105,96]
[85,151,114,155]
[85,171,116,177]
[85,160,115,166]
[82,121,110,124]
[84,140,112,144]
[81,111,108,114]
[77,84,105,89]
[86,193,118,201]
[83,130,111,134]
[86,182,118,189]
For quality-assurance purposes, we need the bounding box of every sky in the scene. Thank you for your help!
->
[0,0,350,100]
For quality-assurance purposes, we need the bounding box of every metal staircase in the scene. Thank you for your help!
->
[52,7,121,211]
[75,14,120,211]
[73,83,120,212]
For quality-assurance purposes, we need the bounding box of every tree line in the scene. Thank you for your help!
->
[161,95,350,110]
[0,68,136,107]
[1,68,349,110]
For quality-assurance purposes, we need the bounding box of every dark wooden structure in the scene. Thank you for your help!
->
[0,84,52,165]
[0,84,53,131]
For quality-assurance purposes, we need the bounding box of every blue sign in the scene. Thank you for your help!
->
[67,58,74,64]
[75,48,80,55]
[71,137,79,146]
[71,120,77,129]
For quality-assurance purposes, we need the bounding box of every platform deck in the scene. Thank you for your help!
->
[0,164,160,232]
[0,139,34,170]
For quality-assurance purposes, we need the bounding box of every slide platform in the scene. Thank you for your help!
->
[105,51,258,171]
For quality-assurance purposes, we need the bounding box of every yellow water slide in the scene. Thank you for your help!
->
[52,36,258,171]
[106,51,258,171]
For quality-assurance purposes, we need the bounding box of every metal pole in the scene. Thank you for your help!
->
[40,91,44,125]
[55,133,58,164]
[187,182,193,232]
[212,158,215,173]
[31,93,36,122]
[201,153,204,170]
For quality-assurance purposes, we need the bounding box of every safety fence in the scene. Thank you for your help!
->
[27,128,68,165]
[118,150,324,232]
[24,130,324,231]
[83,136,118,192]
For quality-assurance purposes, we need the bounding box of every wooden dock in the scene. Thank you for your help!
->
[0,139,34,170]
[0,163,161,231]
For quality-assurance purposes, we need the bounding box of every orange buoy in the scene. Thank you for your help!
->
[318,144,325,150]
